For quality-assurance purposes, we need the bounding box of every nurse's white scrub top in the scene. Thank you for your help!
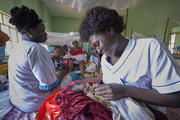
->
[102,38,180,94]
[8,40,59,112]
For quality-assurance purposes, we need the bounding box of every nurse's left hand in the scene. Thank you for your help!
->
[94,83,128,101]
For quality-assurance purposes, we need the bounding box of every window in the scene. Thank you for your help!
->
[0,10,21,59]
[168,26,180,56]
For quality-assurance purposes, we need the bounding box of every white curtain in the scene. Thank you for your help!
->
[57,0,138,12]
[44,32,80,46]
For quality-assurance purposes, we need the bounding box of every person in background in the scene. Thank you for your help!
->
[61,45,69,69]
[3,5,69,119]
[62,44,68,56]
[68,40,85,79]
[51,46,64,71]
[51,46,68,80]
[79,6,180,119]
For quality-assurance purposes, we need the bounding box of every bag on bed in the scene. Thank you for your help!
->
[35,89,63,120]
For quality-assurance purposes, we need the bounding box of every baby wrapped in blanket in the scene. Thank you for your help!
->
[71,76,155,120]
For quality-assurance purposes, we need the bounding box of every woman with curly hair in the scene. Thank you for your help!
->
[79,6,180,119]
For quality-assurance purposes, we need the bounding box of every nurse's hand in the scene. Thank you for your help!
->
[94,83,128,101]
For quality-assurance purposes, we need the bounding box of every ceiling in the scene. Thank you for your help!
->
[42,0,144,18]
[42,0,85,18]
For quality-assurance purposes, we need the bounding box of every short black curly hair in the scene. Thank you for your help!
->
[9,5,42,32]
[79,6,125,42]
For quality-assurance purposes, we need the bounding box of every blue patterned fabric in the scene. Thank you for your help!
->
[67,72,81,81]
[39,77,60,90]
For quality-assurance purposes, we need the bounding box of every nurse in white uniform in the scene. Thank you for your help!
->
[3,5,67,119]
[79,6,180,119]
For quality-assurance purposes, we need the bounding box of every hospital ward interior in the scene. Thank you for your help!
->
[0,0,180,120]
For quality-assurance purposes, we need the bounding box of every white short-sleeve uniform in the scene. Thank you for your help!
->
[8,40,59,112]
[102,38,180,94]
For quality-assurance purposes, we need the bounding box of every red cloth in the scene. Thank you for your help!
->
[70,47,84,56]
[35,89,63,120]
[55,81,113,120]
[147,105,169,120]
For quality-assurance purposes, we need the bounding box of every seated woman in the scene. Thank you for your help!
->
[68,40,86,79]
[51,46,63,71]
[79,6,180,119]
[51,46,68,81]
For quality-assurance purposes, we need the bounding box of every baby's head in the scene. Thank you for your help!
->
[71,81,91,94]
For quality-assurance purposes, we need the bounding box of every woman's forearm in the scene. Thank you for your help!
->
[126,85,180,107]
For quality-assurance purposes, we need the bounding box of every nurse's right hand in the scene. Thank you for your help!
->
[94,83,128,101]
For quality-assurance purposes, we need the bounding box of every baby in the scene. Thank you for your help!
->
[71,82,109,106]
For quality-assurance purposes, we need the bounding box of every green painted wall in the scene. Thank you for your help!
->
[51,16,82,33]
[172,26,180,33]
[38,1,52,32]
[21,0,40,14]
[0,0,52,31]
[127,0,180,44]
[0,0,15,14]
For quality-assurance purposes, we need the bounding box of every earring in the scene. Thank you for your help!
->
[27,33,32,39]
